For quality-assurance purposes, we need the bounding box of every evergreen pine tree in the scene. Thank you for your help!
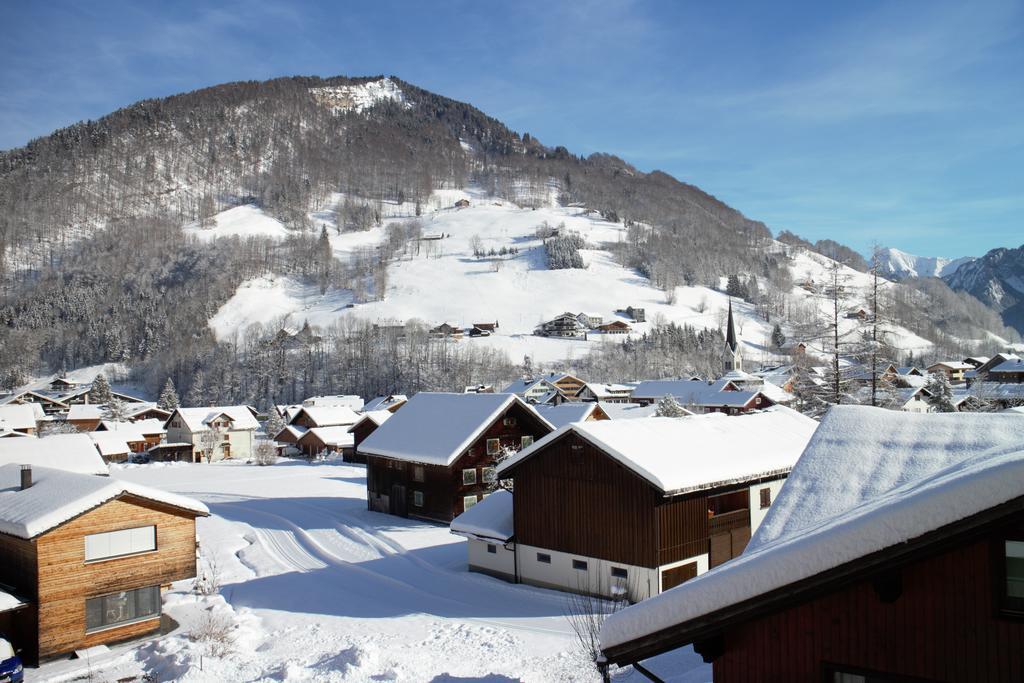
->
[106,396,128,421]
[91,373,113,404]
[317,226,333,294]
[654,394,689,418]
[264,409,286,441]
[158,378,181,410]
[770,323,786,350]
[185,370,207,407]
[925,372,955,412]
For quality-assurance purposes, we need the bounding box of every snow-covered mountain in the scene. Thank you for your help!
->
[876,247,973,280]
[944,244,1024,334]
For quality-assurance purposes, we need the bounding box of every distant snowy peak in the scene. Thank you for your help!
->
[876,247,973,280]
[310,77,409,114]
[944,245,1024,333]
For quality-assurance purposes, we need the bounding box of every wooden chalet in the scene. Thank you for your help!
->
[0,464,207,665]
[483,408,817,601]
[0,404,39,436]
[164,406,259,462]
[597,321,631,334]
[535,313,587,338]
[927,361,973,383]
[348,410,393,463]
[599,407,1024,682]
[273,425,307,452]
[988,357,1024,384]
[473,321,499,333]
[296,426,353,458]
[360,393,554,523]
[577,383,635,403]
[288,405,360,430]
[0,391,69,416]
[431,322,464,339]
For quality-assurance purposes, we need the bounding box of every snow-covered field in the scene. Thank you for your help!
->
[32,460,710,682]
[202,187,935,365]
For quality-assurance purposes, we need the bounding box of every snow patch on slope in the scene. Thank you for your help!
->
[310,77,408,114]
[876,246,973,280]
[184,205,292,242]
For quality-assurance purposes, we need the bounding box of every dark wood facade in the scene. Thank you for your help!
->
[349,419,383,463]
[0,494,203,664]
[709,514,1024,682]
[508,432,755,572]
[366,401,551,523]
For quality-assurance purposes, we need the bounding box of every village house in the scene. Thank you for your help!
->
[600,407,1024,682]
[926,360,973,383]
[987,356,1024,384]
[348,410,394,463]
[0,464,207,665]
[0,391,70,416]
[164,406,259,462]
[458,408,816,601]
[360,393,553,522]
[288,406,360,430]
[0,404,39,436]
[66,404,106,432]
[430,322,464,339]
[576,382,635,403]
[362,394,408,412]
[296,427,354,458]
[473,321,499,333]
[631,379,774,415]
[87,432,133,464]
[596,321,631,334]
[534,313,587,338]
[625,306,646,323]
[95,419,166,452]
[533,402,610,428]
[576,312,603,329]
[963,355,991,369]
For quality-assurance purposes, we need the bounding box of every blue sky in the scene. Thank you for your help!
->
[1,0,1021,258]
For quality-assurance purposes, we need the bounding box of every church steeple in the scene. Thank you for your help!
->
[724,299,742,373]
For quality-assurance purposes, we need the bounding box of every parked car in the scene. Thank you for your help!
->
[0,635,23,683]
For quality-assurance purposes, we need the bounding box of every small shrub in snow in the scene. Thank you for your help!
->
[252,440,277,466]
[193,554,222,596]
[189,611,235,658]
[654,394,688,418]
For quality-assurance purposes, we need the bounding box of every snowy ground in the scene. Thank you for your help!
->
[31,459,710,682]
[203,186,937,366]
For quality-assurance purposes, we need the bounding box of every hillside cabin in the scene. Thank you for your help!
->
[348,410,393,463]
[360,393,553,523]
[597,321,631,334]
[0,404,39,436]
[927,361,973,383]
[0,464,208,665]
[472,408,816,601]
[963,355,991,369]
[164,406,259,462]
[431,323,464,339]
[535,313,587,338]
[600,407,1024,683]
[454,198,470,208]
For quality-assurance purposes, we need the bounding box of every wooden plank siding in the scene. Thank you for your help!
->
[349,419,381,463]
[366,401,551,523]
[712,517,1024,682]
[32,494,200,660]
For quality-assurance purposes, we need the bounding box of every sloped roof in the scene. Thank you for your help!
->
[67,404,105,421]
[499,407,817,495]
[599,402,660,420]
[293,406,360,427]
[989,358,1024,374]
[0,433,108,475]
[359,393,553,466]
[87,431,132,456]
[99,418,165,437]
[0,464,208,539]
[348,410,393,433]
[632,379,766,408]
[534,402,599,429]
[302,394,365,410]
[300,426,355,449]
[362,395,408,411]
[601,407,1024,654]
[170,406,260,432]
[0,404,37,431]
[450,490,513,542]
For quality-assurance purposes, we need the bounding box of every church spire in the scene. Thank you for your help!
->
[724,299,742,373]
[725,299,738,354]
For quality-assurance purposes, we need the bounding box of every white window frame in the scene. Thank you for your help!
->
[85,526,157,563]
[463,494,479,511]
[413,490,424,507]
[486,438,501,455]
[462,468,477,485]
[520,435,534,449]
[481,466,496,484]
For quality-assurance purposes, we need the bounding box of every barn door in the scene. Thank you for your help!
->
[709,532,732,568]
[390,484,408,517]
[661,562,698,592]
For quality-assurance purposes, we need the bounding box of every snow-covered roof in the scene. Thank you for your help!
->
[348,410,393,432]
[0,464,208,539]
[359,393,552,466]
[67,404,105,421]
[0,428,31,438]
[301,426,355,449]
[450,490,514,542]
[0,433,108,475]
[362,395,408,412]
[101,418,165,436]
[276,425,307,441]
[0,404,37,431]
[600,406,1024,654]
[582,382,634,399]
[928,360,973,370]
[302,394,365,410]
[500,407,817,495]
[534,402,600,429]
[632,379,767,408]
[501,378,555,395]
[989,358,1024,374]
[599,403,660,420]
[170,406,260,432]
[293,406,360,427]
[88,431,132,457]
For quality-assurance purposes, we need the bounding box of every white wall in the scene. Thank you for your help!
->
[516,544,660,600]
[749,478,787,531]
[466,538,516,580]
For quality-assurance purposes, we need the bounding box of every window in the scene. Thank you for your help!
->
[482,466,497,484]
[462,468,477,485]
[85,526,156,562]
[463,494,479,510]
[1003,539,1024,614]
[573,559,588,571]
[503,416,517,426]
[537,552,551,564]
[486,438,501,455]
[412,465,425,482]
[755,397,762,406]
[487,544,497,554]
[520,435,534,449]
[413,491,424,507]
[611,567,628,580]
[85,586,161,632]
[223,434,230,441]
[759,487,772,509]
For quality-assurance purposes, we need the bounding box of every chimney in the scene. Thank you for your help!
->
[20,464,32,490]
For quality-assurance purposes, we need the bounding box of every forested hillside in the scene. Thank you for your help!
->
[0,75,1017,403]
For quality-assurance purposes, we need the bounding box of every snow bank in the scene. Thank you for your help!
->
[184,205,292,242]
